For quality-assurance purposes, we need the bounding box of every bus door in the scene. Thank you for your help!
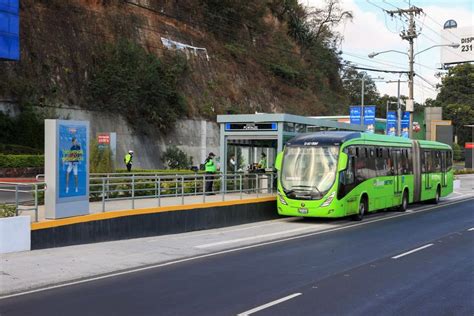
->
[424,150,432,191]
[441,151,447,188]
[392,149,402,203]
[412,141,421,203]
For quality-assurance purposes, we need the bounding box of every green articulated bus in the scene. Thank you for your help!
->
[275,131,453,220]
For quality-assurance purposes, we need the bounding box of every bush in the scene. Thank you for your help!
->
[0,204,16,217]
[90,139,115,173]
[0,144,43,155]
[161,146,193,170]
[453,143,464,161]
[0,107,45,150]
[88,40,188,134]
[0,154,44,168]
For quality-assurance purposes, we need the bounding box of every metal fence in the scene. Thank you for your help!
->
[0,182,46,222]
[1,172,276,222]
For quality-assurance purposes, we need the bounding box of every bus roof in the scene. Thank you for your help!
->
[418,139,452,150]
[287,131,361,146]
[286,131,451,149]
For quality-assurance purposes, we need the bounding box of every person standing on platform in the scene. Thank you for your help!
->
[205,152,216,194]
[124,150,134,172]
[258,152,267,170]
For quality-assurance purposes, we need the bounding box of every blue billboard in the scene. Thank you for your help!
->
[349,106,361,125]
[58,123,88,199]
[386,111,397,136]
[0,0,19,60]
[401,112,410,138]
[364,106,376,133]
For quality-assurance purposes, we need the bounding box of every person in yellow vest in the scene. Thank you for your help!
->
[124,150,133,172]
[204,152,216,194]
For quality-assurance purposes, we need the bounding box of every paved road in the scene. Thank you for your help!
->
[1,199,473,316]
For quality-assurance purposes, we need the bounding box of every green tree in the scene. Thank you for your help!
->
[434,63,474,145]
[342,67,380,107]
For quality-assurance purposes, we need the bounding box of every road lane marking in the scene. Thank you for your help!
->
[237,293,302,316]
[147,218,297,242]
[391,244,434,259]
[468,228,474,231]
[1,197,472,300]
[196,226,321,248]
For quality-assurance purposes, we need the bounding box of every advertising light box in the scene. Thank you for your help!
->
[0,0,20,60]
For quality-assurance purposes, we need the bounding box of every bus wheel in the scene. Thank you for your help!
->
[353,198,366,221]
[432,186,441,204]
[398,190,408,212]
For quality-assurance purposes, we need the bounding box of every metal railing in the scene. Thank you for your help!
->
[1,172,276,222]
[0,182,46,222]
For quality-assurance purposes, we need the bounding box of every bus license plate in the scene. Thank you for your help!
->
[298,208,308,214]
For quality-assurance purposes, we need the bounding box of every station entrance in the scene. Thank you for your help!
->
[217,113,365,175]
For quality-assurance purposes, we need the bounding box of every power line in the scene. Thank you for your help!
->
[346,65,409,74]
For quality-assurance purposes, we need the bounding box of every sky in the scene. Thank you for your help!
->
[301,0,474,104]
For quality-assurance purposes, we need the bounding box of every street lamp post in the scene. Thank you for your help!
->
[368,43,459,138]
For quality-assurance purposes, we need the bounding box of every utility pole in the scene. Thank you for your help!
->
[361,72,366,127]
[385,4,423,138]
[397,79,402,137]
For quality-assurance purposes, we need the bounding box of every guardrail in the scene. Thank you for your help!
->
[0,182,46,222]
[2,173,276,222]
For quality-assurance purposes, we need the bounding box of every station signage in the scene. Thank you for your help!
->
[225,123,278,131]
[97,134,110,144]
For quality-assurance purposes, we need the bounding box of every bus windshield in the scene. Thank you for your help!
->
[281,146,339,198]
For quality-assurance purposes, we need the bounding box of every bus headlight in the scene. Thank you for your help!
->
[320,192,335,207]
[277,193,288,205]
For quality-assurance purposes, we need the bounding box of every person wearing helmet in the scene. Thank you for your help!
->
[124,150,134,172]
[204,152,216,194]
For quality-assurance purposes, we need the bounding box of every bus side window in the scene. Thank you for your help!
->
[345,156,355,184]
[407,148,413,173]
[435,151,442,172]
[447,150,452,170]
[367,147,377,178]
[376,148,387,176]
[355,146,367,182]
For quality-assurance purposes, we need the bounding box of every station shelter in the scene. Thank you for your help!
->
[217,113,365,175]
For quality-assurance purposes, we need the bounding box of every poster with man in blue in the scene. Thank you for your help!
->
[58,124,87,198]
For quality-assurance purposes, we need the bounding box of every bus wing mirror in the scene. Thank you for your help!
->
[275,152,283,170]
[338,152,348,172]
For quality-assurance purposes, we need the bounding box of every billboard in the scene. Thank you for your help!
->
[350,106,375,132]
[386,111,397,136]
[349,106,361,125]
[0,0,19,60]
[401,112,410,138]
[364,106,376,133]
[440,26,474,65]
[45,120,89,219]
[58,123,88,198]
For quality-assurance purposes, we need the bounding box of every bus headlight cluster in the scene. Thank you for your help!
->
[320,192,335,207]
[277,193,288,205]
